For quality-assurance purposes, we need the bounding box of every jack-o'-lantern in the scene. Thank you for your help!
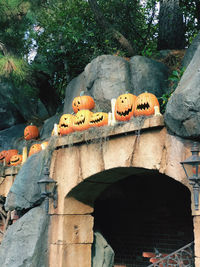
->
[59,114,74,135]
[134,92,160,117]
[72,95,95,113]
[10,154,23,166]
[0,150,7,163]
[24,125,39,140]
[115,93,137,121]
[28,144,42,157]
[73,110,93,131]
[5,149,19,166]
[90,112,108,127]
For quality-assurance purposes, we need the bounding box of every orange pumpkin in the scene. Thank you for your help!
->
[115,93,137,121]
[5,149,19,166]
[10,154,23,166]
[90,112,108,127]
[134,92,160,117]
[59,114,75,135]
[72,95,95,113]
[73,110,93,131]
[28,144,42,157]
[0,150,7,163]
[24,125,39,140]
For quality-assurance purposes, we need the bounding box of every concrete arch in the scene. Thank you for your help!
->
[49,120,198,266]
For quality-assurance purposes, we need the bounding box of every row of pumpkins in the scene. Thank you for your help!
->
[0,92,160,167]
[56,91,160,135]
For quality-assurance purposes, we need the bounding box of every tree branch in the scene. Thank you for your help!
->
[88,0,135,56]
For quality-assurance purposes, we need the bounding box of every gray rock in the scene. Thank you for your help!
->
[84,55,132,100]
[0,205,49,267]
[130,55,170,97]
[0,124,26,151]
[92,231,114,267]
[63,55,132,114]
[182,32,200,69]
[5,151,46,211]
[63,72,87,114]
[164,42,200,138]
[40,112,62,140]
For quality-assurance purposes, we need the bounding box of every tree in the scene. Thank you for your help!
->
[158,0,185,50]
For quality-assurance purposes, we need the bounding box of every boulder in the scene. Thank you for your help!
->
[164,42,200,138]
[0,205,49,267]
[5,151,47,211]
[0,124,26,151]
[182,32,200,69]
[39,112,62,140]
[63,55,170,116]
[130,55,170,97]
[92,231,114,267]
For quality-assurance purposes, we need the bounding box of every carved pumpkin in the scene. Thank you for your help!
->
[115,93,137,121]
[90,112,108,127]
[134,92,160,117]
[72,95,95,113]
[10,154,23,166]
[73,110,93,131]
[24,125,39,140]
[59,114,74,135]
[5,149,19,166]
[0,150,7,163]
[28,144,42,157]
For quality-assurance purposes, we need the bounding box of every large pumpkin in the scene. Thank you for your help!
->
[73,110,93,131]
[24,125,39,140]
[28,144,42,157]
[5,149,19,166]
[10,154,23,166]
[0,150,7,163]
[90,112,108,127]
[59,114,74,135]
[72,95,95,113]
[115,93,137,121]
[134,92,160,117]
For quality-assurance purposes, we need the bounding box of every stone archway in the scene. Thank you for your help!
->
[48,119,200,266]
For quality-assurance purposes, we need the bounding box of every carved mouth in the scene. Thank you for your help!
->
[90,115,104,124]
[117,106,132,117]
[74,118,85,125]
[61,123,69,128]
[136,102,150,110]
[11,158,20,163]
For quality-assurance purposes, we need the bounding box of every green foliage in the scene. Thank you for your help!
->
[159,67,185,113]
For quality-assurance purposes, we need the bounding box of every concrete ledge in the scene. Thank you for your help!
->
[56,115,164,148]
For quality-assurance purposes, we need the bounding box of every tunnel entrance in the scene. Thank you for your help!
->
[93,170,194,267]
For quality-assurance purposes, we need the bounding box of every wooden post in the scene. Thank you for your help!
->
[22,146,27,164]
[111,98,117,126]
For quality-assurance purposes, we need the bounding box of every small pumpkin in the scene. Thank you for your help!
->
[73,110,93,131]
[0,150,7,163]
[90,112,108,127]
[134,92,160,117]
[115,93,137,121]
[28,144,42,157]
[24,125,39,140]
[5,149,19,166]
[59,114,74,135]
[10,154,23,166]
[72,95,95,113]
